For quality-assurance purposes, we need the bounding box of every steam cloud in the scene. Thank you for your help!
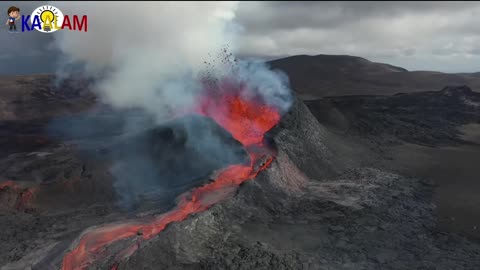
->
[51,1,242,121]
[48,2,293,207]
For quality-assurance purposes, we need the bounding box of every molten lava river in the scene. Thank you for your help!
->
[62,83,282,270]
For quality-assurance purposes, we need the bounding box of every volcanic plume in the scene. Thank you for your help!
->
[61,74,286,270]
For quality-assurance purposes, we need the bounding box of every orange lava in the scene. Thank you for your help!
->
[16,188,35,210]
[196,82,281,146]
[62,82,281,270]
[0,180,36,210]
[0,180,17,189]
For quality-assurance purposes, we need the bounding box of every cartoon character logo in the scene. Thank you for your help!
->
[5,5,87,33]
[5,6,20,33]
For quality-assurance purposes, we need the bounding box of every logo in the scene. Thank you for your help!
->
[21,5,87,33]
[29,5,64,33]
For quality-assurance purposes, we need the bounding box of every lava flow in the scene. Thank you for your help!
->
[62,81,282,270]
[0,180,36,210]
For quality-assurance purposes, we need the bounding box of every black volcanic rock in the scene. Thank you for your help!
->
[2,74,480,270]
[0,75,95,121]
[99,94,480,270]
[306,86,480,146]
[441,85,474,96]
[0,75,96,157]
[117,168,480,270]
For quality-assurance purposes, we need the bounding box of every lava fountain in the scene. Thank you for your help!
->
[62,78,283,270]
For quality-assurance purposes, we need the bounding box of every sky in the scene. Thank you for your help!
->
[2,1,480,75]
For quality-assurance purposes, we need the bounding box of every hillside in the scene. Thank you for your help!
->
[306,85,480,240]
[268,54,480,99]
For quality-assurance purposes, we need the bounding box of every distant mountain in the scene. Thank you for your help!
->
[267,54,480,99]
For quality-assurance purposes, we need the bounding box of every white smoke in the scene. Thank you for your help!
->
[50,1,241,121]
[48,1,293,207]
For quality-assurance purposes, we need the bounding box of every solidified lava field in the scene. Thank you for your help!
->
[1,75,480,270]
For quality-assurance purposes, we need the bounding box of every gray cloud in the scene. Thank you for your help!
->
[234,1,480,72]
[3,1,480,74]
[236,2,476,33]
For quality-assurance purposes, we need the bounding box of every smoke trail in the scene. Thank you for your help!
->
[49,2,292,207]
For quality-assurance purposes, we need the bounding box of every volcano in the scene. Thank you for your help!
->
[2,59,480,270]
[61,77,284,270]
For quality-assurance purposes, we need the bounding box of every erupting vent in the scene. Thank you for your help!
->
[62,78,283,270]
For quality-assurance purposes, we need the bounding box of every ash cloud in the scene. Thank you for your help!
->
[47,2,292,208]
